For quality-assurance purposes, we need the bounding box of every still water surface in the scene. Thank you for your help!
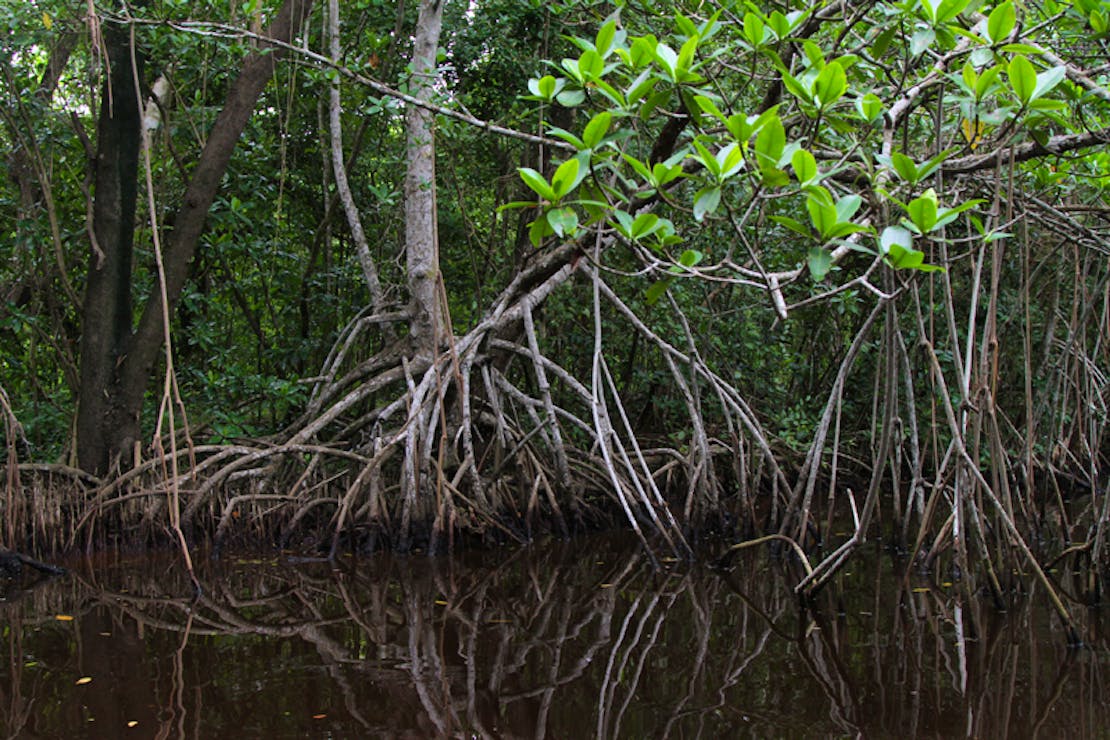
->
[1,533,1106,738]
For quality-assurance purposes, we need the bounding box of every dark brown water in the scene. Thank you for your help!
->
[1,534,1106,738]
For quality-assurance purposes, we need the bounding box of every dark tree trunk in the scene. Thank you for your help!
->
[75,0,315,475]
[76,21,144,474]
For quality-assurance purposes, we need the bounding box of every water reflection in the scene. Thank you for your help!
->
[1,536,1105,738]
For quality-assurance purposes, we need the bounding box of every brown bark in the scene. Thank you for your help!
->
[76,0,315,474]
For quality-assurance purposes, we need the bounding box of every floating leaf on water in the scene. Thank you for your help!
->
[941,581,953,587]
[127,721,139,728]
[912,587,930,593]
[599,583,614,588]
[76,676,93,685]
[54,614,74,622]
[99,632,112,637]
[312,714,327,720]
[434,599,448,606]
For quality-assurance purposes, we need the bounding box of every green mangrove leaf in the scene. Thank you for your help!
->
[987,1,1016,43]
[807,247,833,281]
[581,112,612,149]
[1009,54,1036,105]
[550,158,582,200]
[519,167,556,202]
[792,148,819,184]
[693,186,722,221]
[545,207,578,237]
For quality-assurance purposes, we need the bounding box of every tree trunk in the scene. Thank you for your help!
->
[76,21,143,474]
[404,0,446,357]
[76,0,315,475]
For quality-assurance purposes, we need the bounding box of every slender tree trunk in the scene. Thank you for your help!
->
[76,0,315,475]
[327,0,386,313]
[404,0,446,357]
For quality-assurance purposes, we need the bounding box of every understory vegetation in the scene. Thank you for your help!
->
[1,0,1107,635]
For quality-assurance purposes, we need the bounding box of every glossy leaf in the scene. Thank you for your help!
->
[581,112,612,149]
[518,168,556,202]
[813,62,847,108]
[855,93,882,123]
[754,115,786,173]
[987,2,1016,43]
[1009,55,1037,105]
[550,158,582,200]
[791,149,819,184]
[693,186,722,221]
[545,207,578,237]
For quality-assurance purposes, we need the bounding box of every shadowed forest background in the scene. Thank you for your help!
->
[1,0,1108,622]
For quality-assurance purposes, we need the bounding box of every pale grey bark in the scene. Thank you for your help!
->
[404,0,445,356]
[327,0,385,313]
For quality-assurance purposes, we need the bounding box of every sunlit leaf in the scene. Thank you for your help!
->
[743,12,767,47]
[754,115,785,172]
[906,189,939,232]
[581,112,612,149]
[677,249,704,269]
[1008,54,1036,105]
[791,148,818,184]
[813,62,847,108]
[76,676,93,685]
[987,1,1016,43]
[596,19,617,58]
[806,189,839,239]
[518,168,556,202]
[891,152,919,184]
[935,0,970,24]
